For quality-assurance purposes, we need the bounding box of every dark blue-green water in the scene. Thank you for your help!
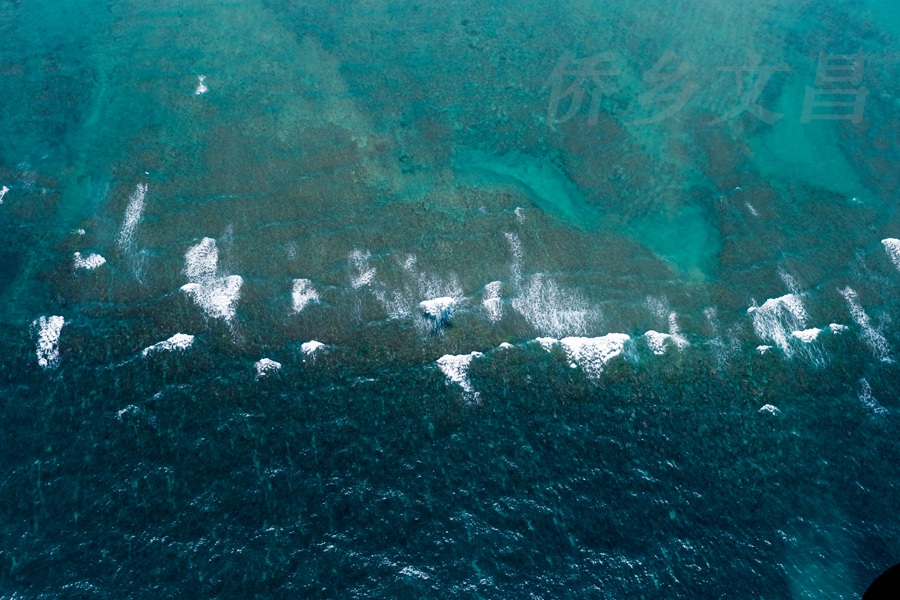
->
[2,0,900,597]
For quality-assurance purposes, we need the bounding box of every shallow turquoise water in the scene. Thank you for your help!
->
[1,0,900,597]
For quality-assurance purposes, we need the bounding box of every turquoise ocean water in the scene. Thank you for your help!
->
[1,0,900,596]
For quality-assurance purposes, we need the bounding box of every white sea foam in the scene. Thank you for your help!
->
[757,345,773,354]
[195,75,208,95]
[667,313,689,350]
[705,306,741,369]
[34,316,64,370]
[745,202,759,217]
[353,249,465,323]
[839,287,893,362]
[0,185,8,204]
[116,183,147,249]
[534,337,559,352]
[788,326,828,366]
[644,331,673,355]
[184,237,219,280]
[858,378,887,415]
[482,281,503,323]
[505,232,524,289]
[181,237,243,321]
[759,404,780,415]
[645,296,669,322]
[414,271,463,306]
[778,269,801,295]
[181,277,243,322]
[512,273,597,338]
[420,296,455,329]
[502,232,599,336]
[557,334,630,380]
[436,351,483,398]
[255,358,282,378]
[882,238,900,272]
[349,249,376,288]
[292,278,319,313]
[829,323,848,334]
[643,300,688,352]
[142,333,194,356]
[301,340,325,356]
[791,328,821,343]
[515,206,525,223]
[73,252,106,270]
[372,288,413,319]
[498,342,514,349]
[72,228,86,236]
[747,294,807,356]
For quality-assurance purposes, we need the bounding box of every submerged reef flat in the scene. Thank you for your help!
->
[1,0,900,597]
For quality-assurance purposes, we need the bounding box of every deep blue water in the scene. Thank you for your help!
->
[1,0,900,597]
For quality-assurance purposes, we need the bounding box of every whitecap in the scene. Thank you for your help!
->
[34,316,64,370]
[73,252,106,270]
[882,238,900,272]
[759,404,780,415]
[747,294,808,357]
[195,75,208,95]
[0,185,8,204]
[515,206,525,223]
[756,345,773,354]
[436,351,483,398]
[643,330,673,355]
[301,340,325,356]
[558,334,631,379]
[142,333,194,356]
[181,237,243,322]
[790,328,821,343]
[829,323,848,334]
[292,278,319,313]
[420,296,455,329]
[255,358,282,378]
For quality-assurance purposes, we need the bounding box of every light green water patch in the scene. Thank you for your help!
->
[862,0,900,37]
[626,202,719,281]
[751,78,876,206]
[452,149,595,226]
[452,148,719,278]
